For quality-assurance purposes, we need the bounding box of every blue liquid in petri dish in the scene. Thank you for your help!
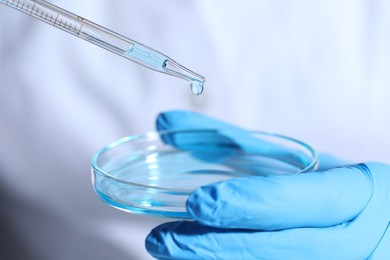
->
[92,130,318,219]
[93,149,302,218]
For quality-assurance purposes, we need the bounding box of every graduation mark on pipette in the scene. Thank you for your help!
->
[1,0,205,95]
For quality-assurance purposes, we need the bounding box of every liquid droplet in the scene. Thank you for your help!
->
[190,80,204,95]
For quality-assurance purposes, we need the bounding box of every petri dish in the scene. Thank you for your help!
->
[91,129,318,219]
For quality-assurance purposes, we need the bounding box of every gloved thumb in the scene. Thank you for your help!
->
[187,163,389,231]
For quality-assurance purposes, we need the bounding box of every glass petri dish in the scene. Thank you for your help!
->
[91,129,318,219]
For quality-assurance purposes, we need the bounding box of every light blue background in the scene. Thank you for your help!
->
[1,1,389,259]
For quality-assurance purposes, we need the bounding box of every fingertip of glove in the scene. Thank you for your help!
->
[156,111,176,131]
[145,222,182,258]
[156,110,201,131]
[145,226,163,257]
[186,184,224,226]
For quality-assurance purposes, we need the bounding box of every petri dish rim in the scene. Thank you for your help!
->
[91,129,319,194]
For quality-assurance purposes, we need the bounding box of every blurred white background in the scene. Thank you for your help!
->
[1,0,390,259]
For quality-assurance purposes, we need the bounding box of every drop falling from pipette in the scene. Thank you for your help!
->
[190,80,204,95]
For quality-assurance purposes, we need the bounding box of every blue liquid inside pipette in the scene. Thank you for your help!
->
[126,44,204,95]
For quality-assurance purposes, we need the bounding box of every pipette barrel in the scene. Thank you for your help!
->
[1,0,205,91]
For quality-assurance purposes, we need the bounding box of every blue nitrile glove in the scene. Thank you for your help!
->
[146,111,390,259]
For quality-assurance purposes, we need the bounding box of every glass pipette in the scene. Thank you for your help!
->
[0,0,205,95]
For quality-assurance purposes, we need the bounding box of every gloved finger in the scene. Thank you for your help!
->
[157,110,257,153]
[157,110,315,171]
[367,223,390,259]
[145,213,384,260]
[146,163,390,259]
[156,110,240,132]
[318,152,351,171]
[186,164,373,230]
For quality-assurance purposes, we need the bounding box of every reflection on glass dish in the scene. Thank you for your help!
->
[91,129,318,219]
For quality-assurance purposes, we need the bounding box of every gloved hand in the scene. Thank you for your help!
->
[146,111,390,259]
